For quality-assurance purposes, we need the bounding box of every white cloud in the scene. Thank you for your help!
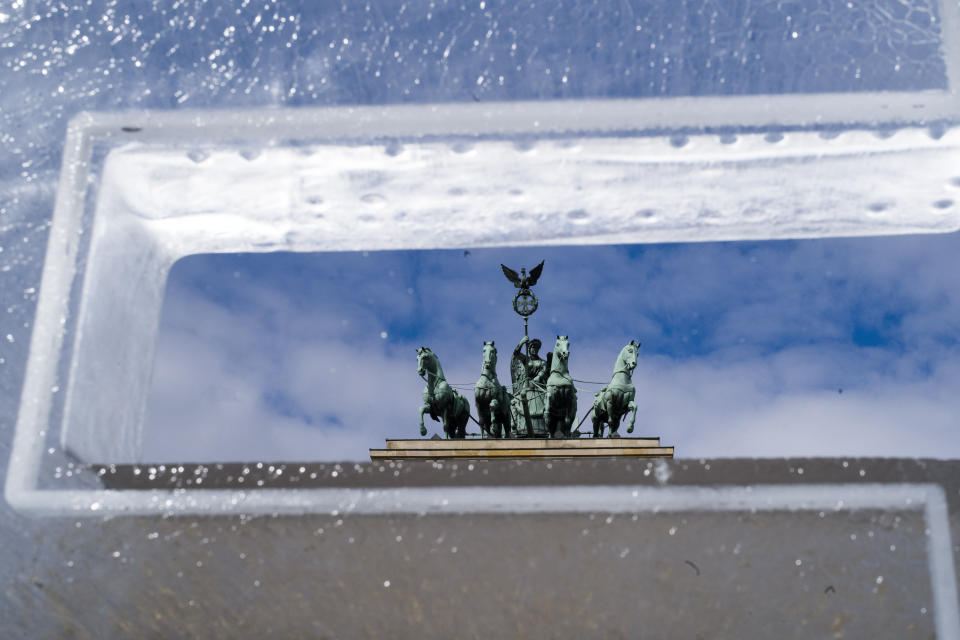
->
[634,353,960,458]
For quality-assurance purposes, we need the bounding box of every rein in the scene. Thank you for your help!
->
[477,371,501,385]
[418,359,447,394]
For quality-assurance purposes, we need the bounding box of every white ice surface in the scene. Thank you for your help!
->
[54,123,960,470]
[5,105,960,547]
[4,481,957,638]
[111,127,960,256]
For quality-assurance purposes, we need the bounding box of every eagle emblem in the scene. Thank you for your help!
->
[500,261,545,290]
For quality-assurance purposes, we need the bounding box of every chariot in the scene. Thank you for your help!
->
[415,261,641,441]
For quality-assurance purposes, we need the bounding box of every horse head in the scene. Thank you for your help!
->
[620,341,639,372]
[416,346,435,378]
[482,340,497,369]
[554,335,570,362]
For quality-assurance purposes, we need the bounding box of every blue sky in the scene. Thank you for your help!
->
[143,232,960,461]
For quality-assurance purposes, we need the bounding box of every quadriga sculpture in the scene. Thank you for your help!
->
[592,340,640,438]
[417,347,470,439]
[543,335,577,438]
[474,341,512,438]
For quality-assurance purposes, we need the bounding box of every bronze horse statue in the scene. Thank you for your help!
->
[417,347,470,439]
[474,341,512,438]
[592,340,640,437]
[543,335,577,438]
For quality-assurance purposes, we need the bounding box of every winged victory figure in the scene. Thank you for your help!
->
[501,260,545,290]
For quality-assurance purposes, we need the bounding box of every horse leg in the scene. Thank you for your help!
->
[418,404,430,437]
[545,388,561,438]
[592,408,603,438]
[563,405,574,437]
[497,398,510,438]
[447,396,462,439]
[442,409,457,440]
[473,396,483,436]
[496,389,509,439]
[557,394,568,438]
[608,393,621,437]
[592,391,605,438]
[609,412,620,438]
[563,389,577,437]
[549,388,569,438]
[548,406,559,438]
[475,396,491,438]
[626,400,637,434]
[490,398,501,438]
[542,390,552,438]
[457,397,469,439]
[510,395,524,438]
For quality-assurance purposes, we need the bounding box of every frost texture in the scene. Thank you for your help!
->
[0,0,951,465]
[0,0,948,184]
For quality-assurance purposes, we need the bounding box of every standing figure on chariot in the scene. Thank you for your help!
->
[510,335,551,437]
